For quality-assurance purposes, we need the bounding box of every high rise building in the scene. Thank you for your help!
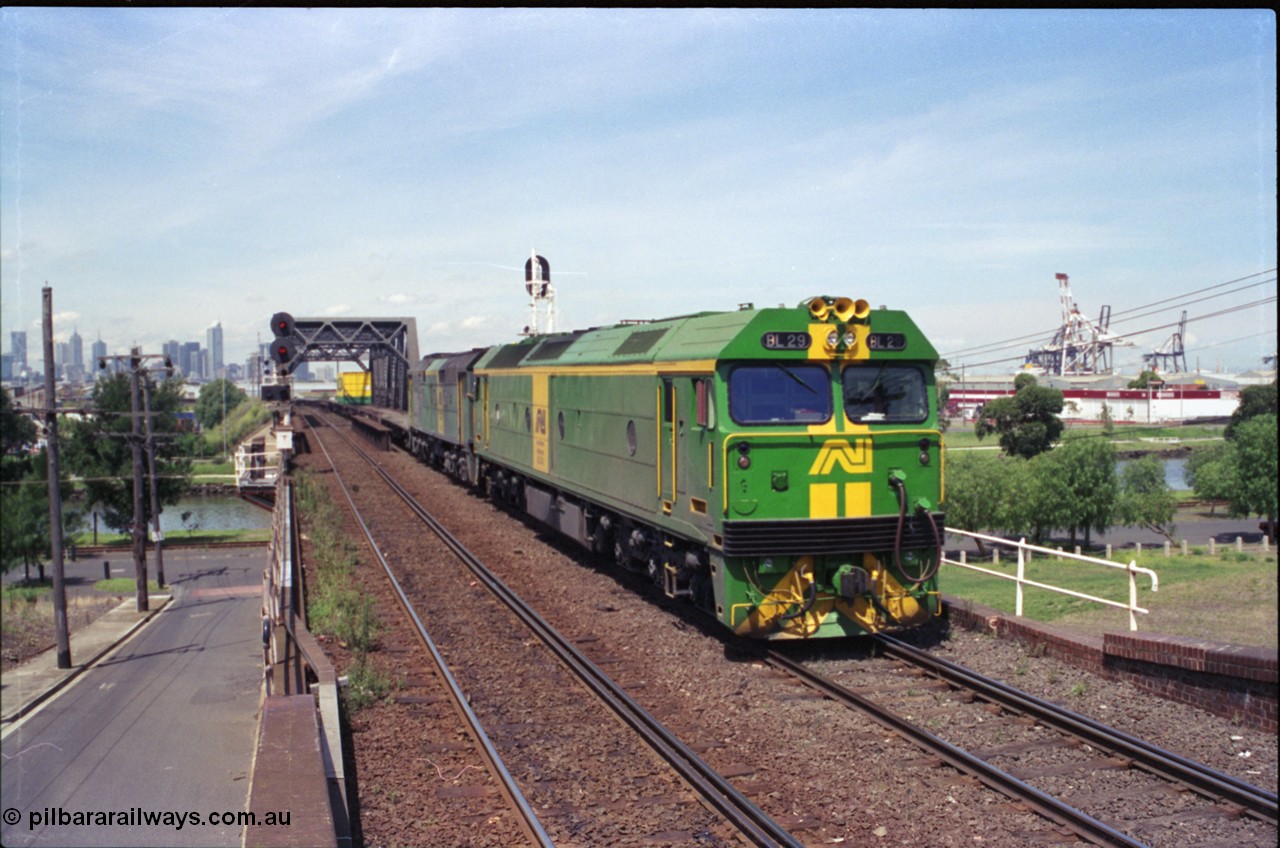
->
[70,329,84,372]
[10,331,27,368]
[163,340,182,373]
[91,337,107,368]
[182,341,202,380]
[206,322,224,376]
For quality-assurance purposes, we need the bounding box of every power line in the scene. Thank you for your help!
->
[1107,278,1275,329]
[951,296,1276,372]
[944,275,1274,361]
[942,269,1277,360]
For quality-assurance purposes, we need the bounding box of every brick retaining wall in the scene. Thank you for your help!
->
[943,595,1278,733]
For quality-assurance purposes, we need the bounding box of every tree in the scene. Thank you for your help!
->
[0,449,78,578]
[2,388,43,576]
[974,374,1065,459]
[1116,455,1177,539]
[1185,442,1237,513]
[1128,370,1161,389]
[935,359,953,434]
[1225,383,1277,440]
[62,372,192,533]
[2,387,38,461]
[1021,451,1068,545]
[1099,402,1115,436]
[941,453,1004,550]
[195,378,247,430]
[1,472,52,577]
[1230,414,1277,540]
[1044,435,1117,547]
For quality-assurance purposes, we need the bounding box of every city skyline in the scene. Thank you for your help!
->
[3,320,236,381]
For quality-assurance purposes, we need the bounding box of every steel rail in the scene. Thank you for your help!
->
[321,413,803,848]
[303,416,556,848]
[764,650,1147,848]
[874,633,1278,824]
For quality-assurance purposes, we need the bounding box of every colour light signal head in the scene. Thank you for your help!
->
[270,337,297,367]
[270,312,295,338]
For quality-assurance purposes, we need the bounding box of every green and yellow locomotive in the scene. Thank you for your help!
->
[407,296,944,639]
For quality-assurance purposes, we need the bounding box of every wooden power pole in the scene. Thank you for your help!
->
[42,286,71,669]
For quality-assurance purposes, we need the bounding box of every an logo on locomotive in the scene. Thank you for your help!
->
[808,438,873,519]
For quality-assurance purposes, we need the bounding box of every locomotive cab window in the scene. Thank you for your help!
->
[695,378,714,428]
[841,364,929,423]
[728,364,831,425]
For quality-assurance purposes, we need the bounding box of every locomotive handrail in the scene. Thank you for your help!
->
[942,528,1159,631]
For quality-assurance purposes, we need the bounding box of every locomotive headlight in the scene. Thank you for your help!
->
[842,330,857,348]
[826,330,839,349]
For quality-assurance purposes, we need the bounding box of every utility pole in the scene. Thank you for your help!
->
[129,347,149,612]
[42,286,71,669]
[141,377,166,589]
[97,349,175,608]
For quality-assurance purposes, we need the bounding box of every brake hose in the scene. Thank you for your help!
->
[888,476,941,586]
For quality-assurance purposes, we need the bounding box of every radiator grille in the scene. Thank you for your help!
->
[721,513,944,557]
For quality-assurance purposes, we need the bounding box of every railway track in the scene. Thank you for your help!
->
[766,640,1277,847]
[303,410,802,847]
[873,634,1278,824]
[305,405,1274,846]
[302,413,552,847]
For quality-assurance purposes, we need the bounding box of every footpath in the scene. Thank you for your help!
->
[1,547,268,848]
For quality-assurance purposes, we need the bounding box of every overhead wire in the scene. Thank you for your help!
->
[948,296,1277,372]
[941,269,1277,362]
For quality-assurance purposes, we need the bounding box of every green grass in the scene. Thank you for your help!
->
[67,528,270,547]
[94,578,161,593]
[294,469,384,700]
[3,582,52,602]
[202,400,272,458]
[942,549,1278,647]
[192,459,235,477]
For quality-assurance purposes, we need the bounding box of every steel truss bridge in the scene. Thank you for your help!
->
[278,317,419,410]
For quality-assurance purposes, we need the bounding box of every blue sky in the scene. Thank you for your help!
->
[2,8,1275,376]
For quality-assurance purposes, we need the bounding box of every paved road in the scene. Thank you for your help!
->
[1,548,264,848]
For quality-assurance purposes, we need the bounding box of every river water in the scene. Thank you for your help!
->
[1118,456,1189,491]
[76,494,272,535]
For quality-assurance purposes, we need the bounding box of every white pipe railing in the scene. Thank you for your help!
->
[234,443,281,489]
[943,528,1160,631]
